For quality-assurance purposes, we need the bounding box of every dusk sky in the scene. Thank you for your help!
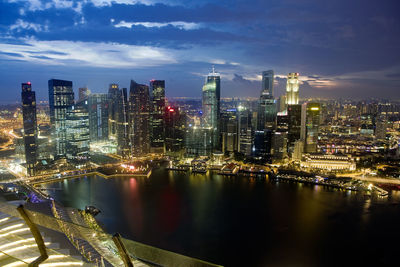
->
[1,0,400,103]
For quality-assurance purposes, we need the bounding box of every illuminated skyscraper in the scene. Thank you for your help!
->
[202,67,221,151]
[129,80,150,155]
[165,106,185,154]
[237,105,253,156]
[88,93,109,142]
[150,80,166,153]
[286,73,299,105]
[48,79,74,159]
[287,104,302,153]
[301,102,320,153]
[21,82,37,176]
[66,100,90,166]
[108,84,119,141]
[109,84,129,157]
[257,70,276,130]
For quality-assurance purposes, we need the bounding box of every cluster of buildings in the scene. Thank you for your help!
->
[19,68,397,176]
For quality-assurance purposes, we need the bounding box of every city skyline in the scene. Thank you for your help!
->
[1,0,400,102]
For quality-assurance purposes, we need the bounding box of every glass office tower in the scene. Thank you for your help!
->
[21,82,37,176]
[150,80,166,153]
[48,79,74,159]
[129,80,150,155]
[202,67,221,152]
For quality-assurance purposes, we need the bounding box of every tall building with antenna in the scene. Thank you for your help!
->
[202,66,221,151]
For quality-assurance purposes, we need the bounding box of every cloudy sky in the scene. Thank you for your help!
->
[1,0,400,103]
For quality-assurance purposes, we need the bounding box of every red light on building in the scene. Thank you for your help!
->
[169,108,174,112]
[27,82,31,85]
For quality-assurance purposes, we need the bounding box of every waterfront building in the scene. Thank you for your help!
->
[78,87,89,101]
[238,106,253,156]
[301,102,321,153]
[165,106,185,155]
[286,73,299,105]
[21,82,37,176]
[300,154,356,171]
[287,104,302,153]
[65,100,90,166]
[48,79,74,159]
[129,80,150,155]
[185,125,213,157]
[202,67,221,152]
[88,93,109,142]
[253,130,273,160]
[150,80,166,153]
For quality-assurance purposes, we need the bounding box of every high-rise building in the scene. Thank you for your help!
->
[129,80,150,155]
[202,67,221,152]
[256,70,276,160]
[237,106,253,156]
[150,80,166,153]
[108,84,119,141]
[78,87,90,102]
[165,106,185,154]
[66,100,90,166]
[48,79,74,159]
[301,102,320,153]
[221,109,238,154]
[257,70,276,131]
[272,110,288,160]
[287,104,302,153]
[88,93,109,142]
[21,82,37,176]
[286,73,299,105]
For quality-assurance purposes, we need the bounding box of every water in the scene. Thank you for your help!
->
[44,167,400,266]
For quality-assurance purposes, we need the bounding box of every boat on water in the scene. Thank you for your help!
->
[85,205,101,216]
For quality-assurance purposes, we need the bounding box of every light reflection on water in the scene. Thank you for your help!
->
[43,167,400,267]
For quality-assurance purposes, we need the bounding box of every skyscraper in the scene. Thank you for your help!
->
[257,70,276,130]
[129,80,150,155]
[165,106,185,154]
[272,110,288,160]
[301,102,320,153]
[88,93,109,142]
[287,104,302,153]
[108,84,119,141]
[66,100,90,166]
[221,109,238,154]
[150,80,166,153]
[48,79,74,159]
[202,67,221,151]
[21,82,37,176]
[238,106,253,156]
[286,73,300,105]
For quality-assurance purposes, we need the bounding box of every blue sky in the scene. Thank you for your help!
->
[1,0,400,103]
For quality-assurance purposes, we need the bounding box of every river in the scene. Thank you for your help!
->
[43,166,400,266]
